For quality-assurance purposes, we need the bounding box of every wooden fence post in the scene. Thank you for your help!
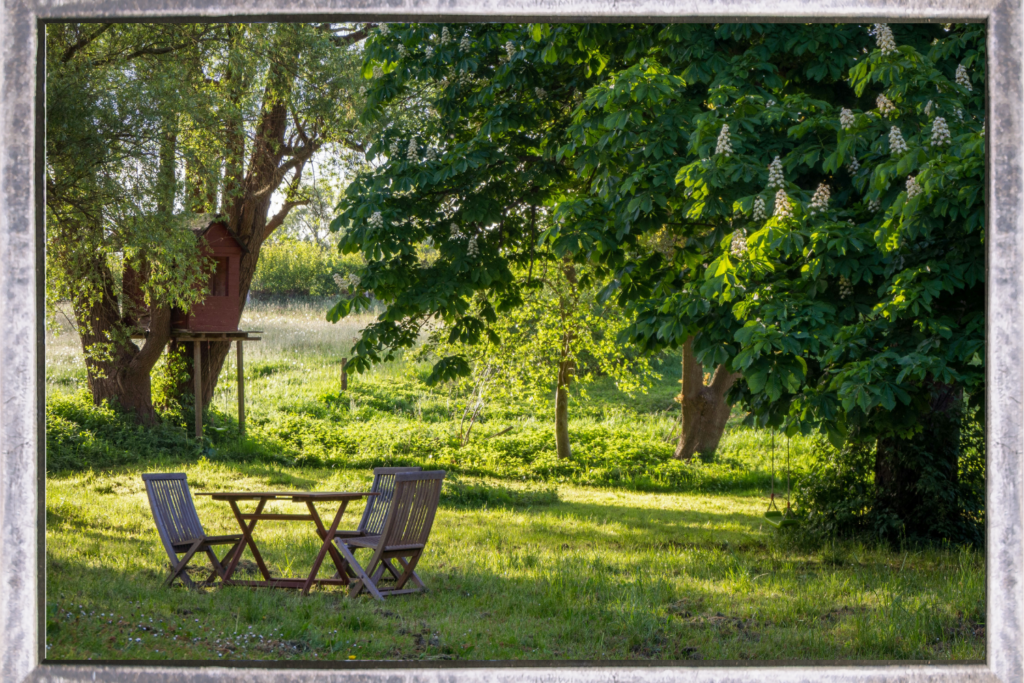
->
[341,357,348,391]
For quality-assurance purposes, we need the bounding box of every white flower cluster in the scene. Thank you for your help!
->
[876,94,897,117]
[840,108,855,130]
[368,211,384,229]
[467,236,479,257]
[956,63,972,91]
[372,65,384,79]
[425,146,438,162]
[389,139,401,157]
[397,44,408,58]
[847,156,860,175]
[868,198,881,213]
[872,23,898,56]
[359,85,367,96]
[766,99,775,108]
[425,46,434,58]
[838,275,853,299]
[924,100,934,115]
[378,23,389,35]
[407,138,418,163]
[906,175,922,198]
[333,272,345,291]
[440,27,451,44]
[730,230,748,257]
[450,223,464,240]
[809,183,831,215]
[773,190,793,219]
[955,108,964,122]
[752,195,767,221]
[888,126,908,155]
[767,156,785,189]
[505,41,516,61]
[460,32,471,51]
[931,116,951,146]
[715,124,733,157]
[535,87,546,99]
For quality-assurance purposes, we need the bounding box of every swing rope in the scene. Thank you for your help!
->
[767,429,779,513]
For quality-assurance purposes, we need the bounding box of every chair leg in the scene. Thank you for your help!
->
[390,552,423,591]
[337,543,385,601]
[166,540,203,588]
[394,556,426,590]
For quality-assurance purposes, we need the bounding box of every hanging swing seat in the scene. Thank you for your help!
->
[764,431,801,529]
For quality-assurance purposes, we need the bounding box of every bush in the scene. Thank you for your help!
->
[251,239,363,297]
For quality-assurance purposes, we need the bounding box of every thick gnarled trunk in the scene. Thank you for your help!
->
[74,254,172,425]
[674,338,739,461]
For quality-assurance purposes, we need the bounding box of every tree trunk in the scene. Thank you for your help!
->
[874,382,963,542]
[73,253,172,424]
[555,359,573,459]
[674,338,739,461]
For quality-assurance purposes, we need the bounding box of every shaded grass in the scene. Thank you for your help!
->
[46,460,985,662]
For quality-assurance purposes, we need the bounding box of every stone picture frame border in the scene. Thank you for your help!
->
[2,2,1018,682]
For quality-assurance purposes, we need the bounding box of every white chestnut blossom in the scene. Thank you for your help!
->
[467,236,479,257]
[840,108,855,130]
[924,100,934,116]
[839,275,853,299]
[767,156,785,189]
[372,65,384,79]
[425,46,434,58]
[715,124,733,157]
[773,190,793,219]
[752,195,767,221]
[730,230,748,257]
[931,116,951,146]
[425,146,438,162]
[407,137,419,163]
[505,41,516,60]
[888,126,908,155]
[368,211,384,229]
[847,156,860,175]
[955,108,964,122]
[956,63,972,91]
[906,175,922,198]
[333,273,346,292]
[809,183,831,215]
[359,85,367,95]
[378,23,390,35]
[460,32,471,51]
[397,44,408,58]
[450,223,464,240]
[872,23,898,56]
[440,27,451,44]
[389,139,401,157]
[535,87,546,99]
[868,198,882,213]
[766,99,776,108]
[876,94,897,118]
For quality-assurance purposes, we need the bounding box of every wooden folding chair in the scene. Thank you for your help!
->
[142,473,243,589]
[336,466,423,539]
[336,470,445,600]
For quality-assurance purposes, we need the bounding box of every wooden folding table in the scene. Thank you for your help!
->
[197,491,375,595]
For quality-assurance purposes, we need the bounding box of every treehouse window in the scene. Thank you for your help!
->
[211,257,229,296]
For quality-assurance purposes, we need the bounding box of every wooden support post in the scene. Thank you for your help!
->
[341,357,348,392]
[193,341,203,440]
[237,340,245,436]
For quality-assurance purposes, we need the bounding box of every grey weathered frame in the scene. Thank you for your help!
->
[1,0,1017,681]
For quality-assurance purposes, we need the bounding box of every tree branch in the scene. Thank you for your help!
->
[61,23,114,63]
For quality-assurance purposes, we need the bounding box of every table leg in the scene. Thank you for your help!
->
[305,500,354,583]
[302,500,350,596]
[223,498,273,582]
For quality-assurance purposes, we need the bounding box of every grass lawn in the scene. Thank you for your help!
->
[44,298,986,662]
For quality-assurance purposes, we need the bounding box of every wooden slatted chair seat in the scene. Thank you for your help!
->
[336,470,445,601]
[334,466,422,539]
[142,473,243,589]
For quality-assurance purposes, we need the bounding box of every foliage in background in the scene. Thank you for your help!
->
[251,239,364,297]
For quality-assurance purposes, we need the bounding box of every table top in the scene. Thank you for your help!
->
[196,491,377,501]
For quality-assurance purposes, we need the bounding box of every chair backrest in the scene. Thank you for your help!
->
[142,473,206,562]
[378,470,446,550]
[358,466,422,536]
